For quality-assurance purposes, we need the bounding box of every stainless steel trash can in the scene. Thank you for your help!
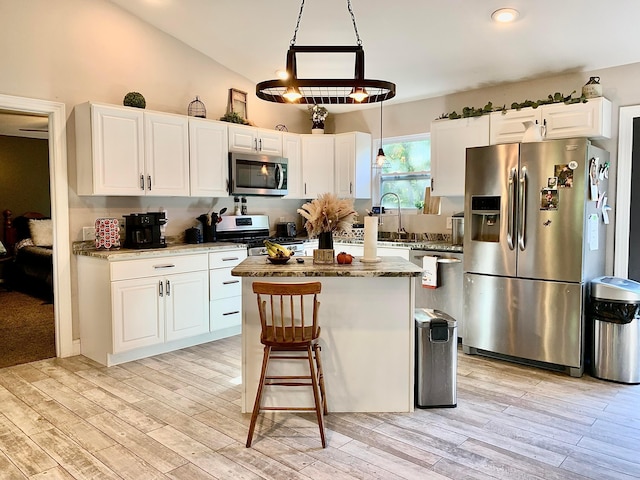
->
[591,276,640,384]
[415,308,457,408]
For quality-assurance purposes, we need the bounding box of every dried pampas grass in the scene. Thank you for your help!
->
[297,193,356,237]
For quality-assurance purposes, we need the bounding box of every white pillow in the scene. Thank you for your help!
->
[29,219,53,247]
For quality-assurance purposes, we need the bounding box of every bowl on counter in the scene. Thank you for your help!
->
[267,256,292,265]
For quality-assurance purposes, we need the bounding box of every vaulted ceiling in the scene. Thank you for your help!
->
[108,0,640,113]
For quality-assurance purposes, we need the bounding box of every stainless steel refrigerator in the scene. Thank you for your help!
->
[462,138,609,377]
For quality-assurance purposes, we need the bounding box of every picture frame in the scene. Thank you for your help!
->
[228,88,248,119]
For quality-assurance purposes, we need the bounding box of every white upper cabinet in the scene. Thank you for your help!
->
[282,133,303,199]
[300,135,335,198]
[334,132,372,199]
[543,97,612,139]
[430,116,490,197]
[76,102,189,196]
[188,118,229,197]
[228,124,283,156]
[76,102,145,196]
[144,111,190,196]
[489,109,541,145]
[490,97,612,144]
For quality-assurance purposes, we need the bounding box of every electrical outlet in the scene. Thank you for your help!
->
[446,217,453,229]
[82,226,96,241]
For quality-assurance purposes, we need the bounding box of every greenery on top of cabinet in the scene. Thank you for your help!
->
[437,91,588,120]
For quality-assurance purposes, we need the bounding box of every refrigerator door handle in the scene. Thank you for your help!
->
[507,167,517,250]
[518,166,527,251]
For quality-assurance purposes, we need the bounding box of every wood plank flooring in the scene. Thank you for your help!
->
[0,336,639,479]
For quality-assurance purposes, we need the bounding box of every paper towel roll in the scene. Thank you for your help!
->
[363,216,378,260]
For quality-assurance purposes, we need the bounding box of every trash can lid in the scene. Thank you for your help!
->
[415,308,457,327]
[591,276,640,302]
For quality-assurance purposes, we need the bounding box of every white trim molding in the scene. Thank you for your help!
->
[0,94,73,358]
[614,105,640,278]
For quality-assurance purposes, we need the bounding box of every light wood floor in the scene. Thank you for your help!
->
[0,336,639,479]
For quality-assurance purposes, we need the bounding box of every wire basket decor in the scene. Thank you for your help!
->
[188,96,207,118]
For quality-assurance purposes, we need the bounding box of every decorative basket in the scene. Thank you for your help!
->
[188,96,206,118]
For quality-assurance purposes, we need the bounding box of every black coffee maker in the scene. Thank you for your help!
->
[123,212,167,249]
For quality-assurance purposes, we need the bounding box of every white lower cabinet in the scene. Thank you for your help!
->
[78,248,245,366]
[209,249,247,332]
[111,269,208,352]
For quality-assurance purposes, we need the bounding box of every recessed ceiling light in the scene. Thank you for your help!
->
[491,8,519,23]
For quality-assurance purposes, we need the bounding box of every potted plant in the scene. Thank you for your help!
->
[308,105,329,133]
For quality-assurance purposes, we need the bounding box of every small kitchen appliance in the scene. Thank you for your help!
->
[123,212,167,249]
[451,213,464,246]
[276,222,297,238]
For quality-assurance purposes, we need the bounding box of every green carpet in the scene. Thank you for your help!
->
[0,290,55,368]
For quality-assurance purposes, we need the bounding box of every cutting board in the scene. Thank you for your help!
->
[423,187,441,214]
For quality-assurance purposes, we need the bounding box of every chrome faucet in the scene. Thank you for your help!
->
[379,192,404,233]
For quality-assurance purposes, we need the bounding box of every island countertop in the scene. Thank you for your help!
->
[231,255,422,278]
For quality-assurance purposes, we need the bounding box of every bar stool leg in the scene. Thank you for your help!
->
[246,345,271,447]
[313,343,328,415]
[307,345,326,448]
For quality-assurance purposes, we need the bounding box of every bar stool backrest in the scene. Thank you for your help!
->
[252,282,321,344]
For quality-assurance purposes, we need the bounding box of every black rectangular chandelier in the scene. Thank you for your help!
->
[256,0,396,105]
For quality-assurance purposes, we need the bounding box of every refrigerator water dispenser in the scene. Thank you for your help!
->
[470,196,501,242]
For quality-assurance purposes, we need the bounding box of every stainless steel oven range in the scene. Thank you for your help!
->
[216,215,304,256]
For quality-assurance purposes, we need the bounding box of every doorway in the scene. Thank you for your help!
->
[0,94,73,359]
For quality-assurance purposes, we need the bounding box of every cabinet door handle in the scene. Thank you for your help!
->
[147,175,152,191]
[166,279,171,296]
[222,311,240,316]
[140,175,145,190]
[254,138,258,151]
[159,280,163,297]
[304,183,307,195]
[154,264,176,269]
[350,182,353,194]
[222,257,239,262]
[223,280,240,285]
[258,138,262,151]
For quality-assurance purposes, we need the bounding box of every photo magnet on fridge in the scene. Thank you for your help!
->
[555,164,573,188]
[540,188,559,211]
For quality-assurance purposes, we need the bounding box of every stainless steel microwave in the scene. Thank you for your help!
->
[228,152,288,196]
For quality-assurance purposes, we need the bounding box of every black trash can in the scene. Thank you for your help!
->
[590,276,640,384]
[415,308,457,408]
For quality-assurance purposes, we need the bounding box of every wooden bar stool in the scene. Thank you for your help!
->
[246,281,327,448]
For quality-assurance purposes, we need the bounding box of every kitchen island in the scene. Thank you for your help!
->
[231,255,422,413]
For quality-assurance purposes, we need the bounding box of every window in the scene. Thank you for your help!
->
[375,133,431,209]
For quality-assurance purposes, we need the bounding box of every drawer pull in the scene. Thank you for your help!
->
[153,264,176,269]
[223,280,240,285]
[222,257,239,262]
[223,311,240,316]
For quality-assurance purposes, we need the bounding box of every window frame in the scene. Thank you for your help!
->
[372,132,431,210]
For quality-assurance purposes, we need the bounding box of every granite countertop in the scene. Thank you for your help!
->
[72,241,246,260]
[231,255,423,278]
